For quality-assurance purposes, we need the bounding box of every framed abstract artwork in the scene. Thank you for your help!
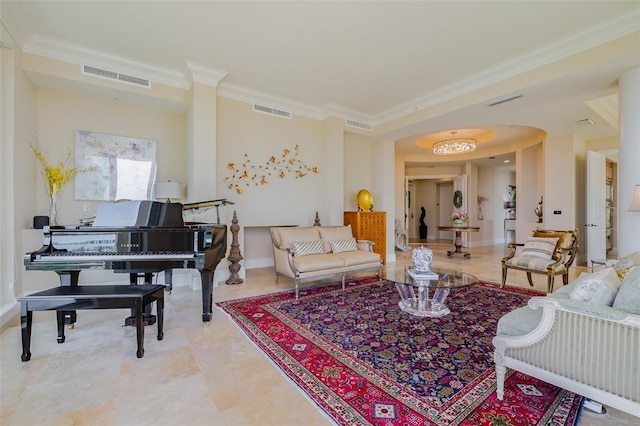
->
[74,130,157,201]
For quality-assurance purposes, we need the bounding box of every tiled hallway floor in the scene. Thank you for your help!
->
[1,241,637,425]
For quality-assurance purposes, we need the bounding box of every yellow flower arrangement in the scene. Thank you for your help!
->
[31,144,93,195]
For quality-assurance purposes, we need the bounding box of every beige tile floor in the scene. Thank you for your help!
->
[1,241,637,425]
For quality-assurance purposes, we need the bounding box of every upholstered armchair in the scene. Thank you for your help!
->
[501,228,579,293]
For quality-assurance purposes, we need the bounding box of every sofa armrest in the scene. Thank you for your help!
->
[356,239,375,252]
[272,245,300,277]
[502,243,523,262]
[525,296,640,328]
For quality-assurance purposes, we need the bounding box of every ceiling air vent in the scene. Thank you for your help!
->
[82,65,151,89]
[486,94,523,107]
[253,104,292,119]
[345,120,372,131]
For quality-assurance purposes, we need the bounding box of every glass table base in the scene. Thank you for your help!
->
[398,298,450,317]
[396,283,451,317]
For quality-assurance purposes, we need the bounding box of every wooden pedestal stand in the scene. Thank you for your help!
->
[226,211,243,285]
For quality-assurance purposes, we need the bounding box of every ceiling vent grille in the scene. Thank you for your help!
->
[82,65,151,89]
[345,120,373,131]
[253,104,292,119]
[486,94,523,107]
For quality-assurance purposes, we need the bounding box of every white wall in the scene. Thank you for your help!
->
[344,131,374,212]
[1,32,39,325]
[216,97,324,227]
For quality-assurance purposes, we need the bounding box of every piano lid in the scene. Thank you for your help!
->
[182,199,234,210]
[92,200,184,228]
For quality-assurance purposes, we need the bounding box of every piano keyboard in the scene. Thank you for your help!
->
[33,252,197,262]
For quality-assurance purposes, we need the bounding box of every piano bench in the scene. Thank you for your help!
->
[18,284,165,362]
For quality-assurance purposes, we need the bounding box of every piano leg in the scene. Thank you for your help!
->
[200,269,213,322]
[164,269,173,293]
[56,271,80,326]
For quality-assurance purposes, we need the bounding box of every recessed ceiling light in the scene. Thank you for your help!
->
[504,160,510,163]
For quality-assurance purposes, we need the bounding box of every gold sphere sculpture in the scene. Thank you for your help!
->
[357,189,373,211]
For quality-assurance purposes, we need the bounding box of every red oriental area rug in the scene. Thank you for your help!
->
[216,277,583,425]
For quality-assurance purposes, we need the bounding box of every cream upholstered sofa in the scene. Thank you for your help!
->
[270,225,382,298]
[493,252,640,417]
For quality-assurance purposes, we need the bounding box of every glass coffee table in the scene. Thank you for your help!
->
[393,266,478,317]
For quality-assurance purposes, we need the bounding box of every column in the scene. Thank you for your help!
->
[185,63,227,203]
[618,67,640,257]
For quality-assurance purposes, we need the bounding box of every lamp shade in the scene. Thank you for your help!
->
[629,184,640,212]
[155,181,183,201]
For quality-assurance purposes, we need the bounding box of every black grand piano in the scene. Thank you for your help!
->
[24,200,228,323]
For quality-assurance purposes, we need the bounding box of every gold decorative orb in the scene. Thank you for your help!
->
[357,189,373,211]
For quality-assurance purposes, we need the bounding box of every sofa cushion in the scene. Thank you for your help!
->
[333,250,380,267]
[292,254,345,273]
[612,265,640,314]
[505,256,565,273]
[330,238,357,254]
[521,237,559,259]
[292,240,325,256]
[276,227,321,250]
[569,267,620,306]
[319,225,354,253]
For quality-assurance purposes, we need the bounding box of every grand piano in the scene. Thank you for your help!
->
[24,200,228,323]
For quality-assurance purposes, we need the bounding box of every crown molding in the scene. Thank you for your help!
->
[374,10,640,126]
[15,9,639,128]
[217,82,324,120]
[23,34,189,89]
[185,61,228,87]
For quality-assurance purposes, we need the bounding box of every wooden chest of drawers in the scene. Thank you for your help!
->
[344,211,386,264]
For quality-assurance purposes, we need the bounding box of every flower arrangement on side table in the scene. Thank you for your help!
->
[449,209,468,227]
[31,143,94,225]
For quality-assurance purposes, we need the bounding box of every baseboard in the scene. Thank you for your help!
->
[0,303,19,332]
[244,257,274,270]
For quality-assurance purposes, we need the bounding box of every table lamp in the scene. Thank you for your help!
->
[155,181,183,203]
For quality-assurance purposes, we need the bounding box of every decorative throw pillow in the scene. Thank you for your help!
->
[612,258,637,280]
[319,225,353,253]
[612,265,640,314]
[533,230,575,260]
[330,238,358,254]
[521,237,559,260]
[569,267,621,306]
[291,240,325,256]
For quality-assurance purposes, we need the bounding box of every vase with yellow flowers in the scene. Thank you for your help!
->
[31,144,93,225]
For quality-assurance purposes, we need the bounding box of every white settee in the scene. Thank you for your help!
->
[270,225,382,298]
[493,252,640,417]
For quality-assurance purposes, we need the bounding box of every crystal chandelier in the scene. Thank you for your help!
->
[433,131,477,155]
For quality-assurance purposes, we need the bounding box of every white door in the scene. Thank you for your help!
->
[586,151,607,264]
[453,174,468,245]
[407,182,415,238]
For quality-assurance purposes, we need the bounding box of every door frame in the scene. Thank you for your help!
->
[404,174,458,241]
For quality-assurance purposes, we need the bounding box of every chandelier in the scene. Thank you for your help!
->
[433,131,477,155]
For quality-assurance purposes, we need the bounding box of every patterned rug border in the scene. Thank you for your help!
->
[216,276,581,425]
